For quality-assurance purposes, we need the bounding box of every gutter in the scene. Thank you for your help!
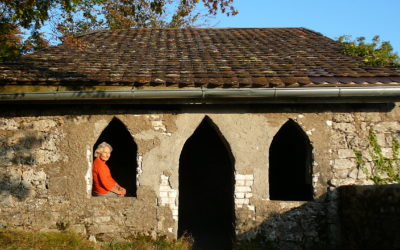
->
[1,87,400,104]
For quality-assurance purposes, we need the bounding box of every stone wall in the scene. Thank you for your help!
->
[338,184,400,250]
[0,103,399,248]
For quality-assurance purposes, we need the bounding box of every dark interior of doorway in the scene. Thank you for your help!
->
[93,117,137,197]
[269,119,313,201]
[178,117,235,250]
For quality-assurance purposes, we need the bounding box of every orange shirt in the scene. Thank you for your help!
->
[92,158,117,194]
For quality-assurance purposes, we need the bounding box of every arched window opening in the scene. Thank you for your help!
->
[269,119,313,201]
[93,117,137,197]
[178,116,235,250]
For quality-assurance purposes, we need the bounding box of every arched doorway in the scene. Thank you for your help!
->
[93,117,137,197]
[269,119,313,201]
[178,116,235,250]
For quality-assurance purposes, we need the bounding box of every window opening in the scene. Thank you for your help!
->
[178,116,235,249]
[93,117,137,197]
[269,119,313,201]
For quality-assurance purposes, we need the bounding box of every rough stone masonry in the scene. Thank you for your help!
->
[0,102,400,249]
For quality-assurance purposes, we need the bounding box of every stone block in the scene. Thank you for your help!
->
[338,149,355,159]
[333,114,354,123]
[334,169,349,179]
[159,191,168,198]
[333,159,355,170]
[69,224,87,235]
[31,119,57,131]
[381,147,393,158]
[374,122,400,133]
[0,119,19,130]
[348,168,359,179]
[94,216,111,223]
[168,191,177,198]
[333,122,356,133]
[90,224,120,234]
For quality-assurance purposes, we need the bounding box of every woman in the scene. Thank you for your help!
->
[92,142,126,197]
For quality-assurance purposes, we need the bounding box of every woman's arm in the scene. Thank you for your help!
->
[110,184,126,197]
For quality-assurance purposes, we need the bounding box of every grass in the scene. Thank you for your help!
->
[0,230,192,250]
[0,230,275,250]
[0,230,95,250]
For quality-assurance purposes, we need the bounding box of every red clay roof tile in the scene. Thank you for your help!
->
[1,28,400,88]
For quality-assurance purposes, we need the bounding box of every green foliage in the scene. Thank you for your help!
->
[354,128,400,184]
[338,35,400,67]
[0,0,237,60]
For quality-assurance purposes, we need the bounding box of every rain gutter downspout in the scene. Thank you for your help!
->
[1,87,400,103]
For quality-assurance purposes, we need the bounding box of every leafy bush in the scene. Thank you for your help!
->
[338,35,400,67]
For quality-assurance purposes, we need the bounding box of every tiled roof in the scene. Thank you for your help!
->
[1,28,400,89]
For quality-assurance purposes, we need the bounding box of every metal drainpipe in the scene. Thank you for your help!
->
[1,87,400,103]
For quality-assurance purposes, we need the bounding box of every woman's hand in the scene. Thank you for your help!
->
[118,187,126,197]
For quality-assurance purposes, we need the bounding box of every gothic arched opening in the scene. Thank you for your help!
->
[93,117,137,197]
[269,119,313,201]
[178,116,235,250]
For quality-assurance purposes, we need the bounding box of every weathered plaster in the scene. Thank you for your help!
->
[1,103,399,248]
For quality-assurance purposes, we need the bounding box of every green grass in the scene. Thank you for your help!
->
[0,230,95,250]
[0,230,191,250]
[0,230,275,250]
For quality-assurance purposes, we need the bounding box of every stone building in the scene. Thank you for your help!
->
[1,28,400,249]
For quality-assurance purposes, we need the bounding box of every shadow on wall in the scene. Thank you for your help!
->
[0,134,45,166]
[236,184,400,250]
[0,181,31,200]
[0,134,45,200]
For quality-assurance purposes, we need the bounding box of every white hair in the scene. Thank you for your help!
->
[94,142,113,158]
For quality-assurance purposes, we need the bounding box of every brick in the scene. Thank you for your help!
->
[160,197,170,204]
[235,174,246,181]
[168,191,177,198]
[247,205,255,211]
[235,192,245,199]
[159,185,171,191]
[236,180,245,186]
[243,175,254,181]
[235,198,244,205]
[245,193,253,198]
[245,180,254,186]
[236,186,251,192]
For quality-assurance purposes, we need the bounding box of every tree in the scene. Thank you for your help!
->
[338,35,400,67]
[0,0,237,61]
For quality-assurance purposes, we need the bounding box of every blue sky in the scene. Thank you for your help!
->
[213,0,400,54]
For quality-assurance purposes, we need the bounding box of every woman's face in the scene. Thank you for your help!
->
[99,146,111,161]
